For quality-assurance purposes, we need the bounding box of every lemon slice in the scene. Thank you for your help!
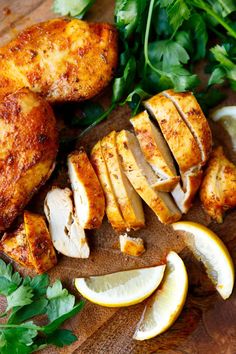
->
[133,251,188,340]
[75,265,166,307]
[210,106,236,150]
[172,221,235,300]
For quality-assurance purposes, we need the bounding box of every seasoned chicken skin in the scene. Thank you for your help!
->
[0,88,58,231]
[200,146,236,223]
[0,18,118,103]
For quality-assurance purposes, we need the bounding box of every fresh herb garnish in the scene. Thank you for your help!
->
[53,0,95,18]
[52,0,236,133]
[0,259,84,353]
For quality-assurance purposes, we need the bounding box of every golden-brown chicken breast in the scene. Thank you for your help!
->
[68,148,105,229]
[163,90,212,164]
[101,131,145,230]
[0,88,58,231]
[90,141,127,231]
[117,130,181,224]
[144,94,202,173]
[0,18,118,103]
[0,224,34,269]
[24,211,57,273]
[1,211,57,273]
[200,146,236,223]
[130,111,179,191]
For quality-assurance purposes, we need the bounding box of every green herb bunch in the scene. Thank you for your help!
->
[0,259,84,353]
[54,0,236,133]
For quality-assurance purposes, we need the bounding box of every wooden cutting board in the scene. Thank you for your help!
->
[0,1,236,353]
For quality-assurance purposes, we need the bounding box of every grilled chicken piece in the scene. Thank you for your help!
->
[90,141,127,231]
[68,148,105,229]
[144,94,202,173]
[1,211,57,273]
[0,88,58,231]
[0,224,34,269]
[101,131,145,230]
[44,188,90,258]
[0,18,118,103]
[24,211,57,273]
[163,90,212,164]
[119,234,145,257]
[172,171,203,213]
[117,130,181,224]
[130,111,179,192]
[200,146,236,223]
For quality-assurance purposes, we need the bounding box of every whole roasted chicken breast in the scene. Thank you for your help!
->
[0,88,58,231]
[0,18,118,103]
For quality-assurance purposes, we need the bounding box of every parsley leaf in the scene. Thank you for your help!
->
[0,259,84,353]
[46,280,75,322]
[159,0,191,33]
[53,0,95,18]
[6,285,33,311]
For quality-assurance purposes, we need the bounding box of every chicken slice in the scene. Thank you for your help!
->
[101,131,145,230]
[144,94,202,173]
[200,146,236,223]
[44,187,90,258]
[0,18,118,103]
[24,211,57,273]
[119,234,145,257]
[0,224,34,269]
[68,148,105,229]
[171,170,203,213]
[130,111,179,192]
[1,211,57,273]
[90,141,127,232]
[116,130,181,224]
[0,88,58,231]
[163,90,212,164]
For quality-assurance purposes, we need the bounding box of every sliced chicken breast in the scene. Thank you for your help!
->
[68,148,105,229]
[171,170,203,213]
[0,224,35,269]
[116,130,181,224]
[1,211,57,273]
[130,111,179,192]
[44,187,90,258]
[144,94,202,173]
[163,90,212,164]
[119,234,145,257]
[101,131,145,230]
[90,141,127,231]
[23,211,57,273]
[200,146,236,223]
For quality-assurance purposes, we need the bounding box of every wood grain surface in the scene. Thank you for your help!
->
[0,1,236,353]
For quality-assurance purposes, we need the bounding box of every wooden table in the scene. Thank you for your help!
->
[0,1,236,353]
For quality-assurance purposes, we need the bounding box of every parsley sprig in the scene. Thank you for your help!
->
[0,259,84,353]
[53,0,236,134]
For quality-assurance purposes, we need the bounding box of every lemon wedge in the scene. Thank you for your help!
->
[74,265,166,307]
[133,251,188,340]
[172,221,235,300]
[210,106,236,150]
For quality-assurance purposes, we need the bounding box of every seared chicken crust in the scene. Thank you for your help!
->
[1,211,57,273]
[200,146,236,223]
[90,141,127,231]
[68,148,105,229]
[0,18,118,103]
[101,131,145,230]
[0,88,58,231]
[144,94,202,173]
[130,111,179,191]
[163,90,212,164]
